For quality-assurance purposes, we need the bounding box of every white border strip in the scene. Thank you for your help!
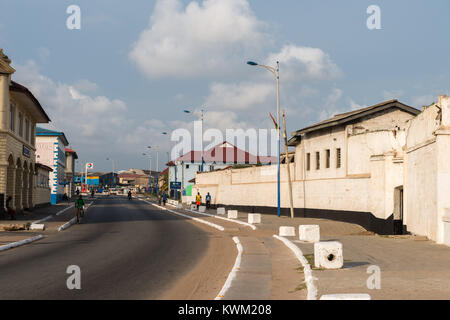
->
[0,234,44,252]
[169,204,257,230]
[145,201,225,232]
[215,236,243,300]
[273,235,318,300]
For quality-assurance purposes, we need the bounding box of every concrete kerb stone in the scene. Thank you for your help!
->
[217,207,226,215]
[279,226,296,237]
[215,236,243,300]
[248,213,261,224]
[190,204,197,210]
[182,207,257,230]
[199,206,206,213]
[273,235,318,300]
[299,225,320,243]
[314,241,343,269]
[30,223,45,231]
[0,234,45,252]
[227,210,238,219]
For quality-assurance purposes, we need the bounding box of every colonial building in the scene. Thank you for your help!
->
[35,127,69,204]
[193,99,437,236]
[34,163,52,207]
[0,49,51,211]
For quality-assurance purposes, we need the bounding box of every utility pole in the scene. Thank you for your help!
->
[282,110,295,219]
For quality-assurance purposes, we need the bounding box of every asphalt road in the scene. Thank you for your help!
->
[0,196,210,299]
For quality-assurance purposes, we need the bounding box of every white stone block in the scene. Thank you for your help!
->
[199,206,206,213]
[248,213,261,224]
[227,210,238,219]
[176,203,183,209]
[217,207,226,215]
[299,225,320,243]
[279,226,296,237]
[30,223,45,231]
[190,204,197,210]
[314,241,343,269]
[320,294,371,300]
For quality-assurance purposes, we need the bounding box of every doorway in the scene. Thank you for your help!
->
[393,186,404,235]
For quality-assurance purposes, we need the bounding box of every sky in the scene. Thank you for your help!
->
[1,0,450,172]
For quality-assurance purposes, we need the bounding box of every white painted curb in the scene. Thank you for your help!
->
[273,235,318,300]
[320,293,371,300]
[146,201,225,232]
[181,206,257,230]
[32,205,73,225]
[0,234,44,252]
[215,236,243,300]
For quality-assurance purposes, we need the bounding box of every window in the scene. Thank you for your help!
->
[316,152,320,170]
[9,102,15,131]
[336,148,342,168]
[30,123,35,145]
[18,112,23,137]
[326,149,330,168]
[306,153,311,171]
[25,118,29,142]
[210,165,214,171]
[186,164,190,169]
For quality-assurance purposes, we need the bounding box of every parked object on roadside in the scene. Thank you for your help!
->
[227,210,238,219]
[314,241,343,269]
[248,213,261,224]
[205,192,211,209]
[279,226,295,237]
[299,225,320,243]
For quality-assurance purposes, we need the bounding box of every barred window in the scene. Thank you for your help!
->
[316,152,320,170]
[9,102,15,131]
[306,153,311,171]
[326,149,330,168]
[336,148,342,168]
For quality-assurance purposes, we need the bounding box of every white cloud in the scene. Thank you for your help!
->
[382,89,403,100]
[349,99,368,111]
[129,0,267,78]
[205,81,274,110]
[266,44,341,81]
[411,95,435,108]
[13,61,129,151]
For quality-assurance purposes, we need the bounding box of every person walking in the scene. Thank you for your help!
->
[162,192,167,206]
[206,192,211,209]
[195,192,202,210]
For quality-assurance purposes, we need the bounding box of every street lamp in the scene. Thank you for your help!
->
[184,109,204,172]
[148,145,159,196]
[142,152,152,194]
[247,60,281,218]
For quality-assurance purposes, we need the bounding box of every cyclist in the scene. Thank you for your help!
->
[75,195,85,223]
[128,190,132,200]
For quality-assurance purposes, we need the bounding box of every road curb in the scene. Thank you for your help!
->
[273,235,318,300]
[168,203,257,230]
[144,200,225,231]
[215,236,243,300]
[32,205,73,225]
[0,235,45,252]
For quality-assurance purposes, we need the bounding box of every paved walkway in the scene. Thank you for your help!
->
[170,200,450,300]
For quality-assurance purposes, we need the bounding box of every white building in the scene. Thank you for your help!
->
[35,127,69,204]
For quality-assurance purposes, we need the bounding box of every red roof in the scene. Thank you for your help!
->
[169,142,276,165]
[65,148,78,159]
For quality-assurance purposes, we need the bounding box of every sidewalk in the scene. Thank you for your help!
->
[171,201,450,299]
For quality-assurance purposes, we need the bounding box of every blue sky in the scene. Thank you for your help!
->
[1,0,449,171]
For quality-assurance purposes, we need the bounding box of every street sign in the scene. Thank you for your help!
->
[170,182,181,189]
[86,163,94,169]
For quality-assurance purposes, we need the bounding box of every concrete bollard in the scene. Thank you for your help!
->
[30,223,45,231]
[299,225,320,243]
[314,241,343,269]
[320,294,371,300]
[279,226,296,237]
[248,213,261,224]
[217,207,226,215]
[227,210,238,219]
[190,204,197,210]
[199,206,206,213]
[176,203,183,209]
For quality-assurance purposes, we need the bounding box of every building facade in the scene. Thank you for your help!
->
[34,163,52,207]
[35,127,69,204]
[0,49,51,211]
[64,148,78,198]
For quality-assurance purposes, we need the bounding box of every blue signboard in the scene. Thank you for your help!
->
[170,182,181,189]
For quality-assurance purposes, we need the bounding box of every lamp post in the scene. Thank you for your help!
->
[142,152,152,194]
[247,60,281,218]
[106,158,115,187]
[184,109,204,172]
